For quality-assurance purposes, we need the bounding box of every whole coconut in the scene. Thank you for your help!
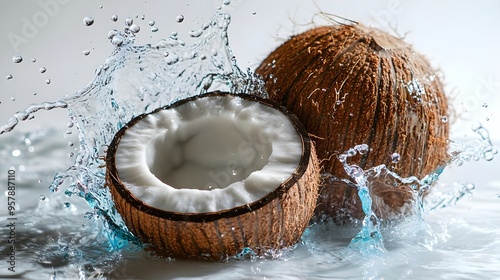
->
[255,24,449,223]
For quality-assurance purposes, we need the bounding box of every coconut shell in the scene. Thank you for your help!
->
[255,24,449,223]
[106,92,320,260]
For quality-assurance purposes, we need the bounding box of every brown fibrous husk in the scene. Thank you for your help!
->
[106,92,320,260]
[255,24,449,223]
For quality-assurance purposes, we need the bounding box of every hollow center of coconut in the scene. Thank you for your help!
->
[114,94,303,213]
[146,116,272,190]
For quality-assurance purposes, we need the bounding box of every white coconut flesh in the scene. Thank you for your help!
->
[114,95,302,213]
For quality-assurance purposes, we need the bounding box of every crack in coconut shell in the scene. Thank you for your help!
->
[106,92,320,260]
[255,24,449,223]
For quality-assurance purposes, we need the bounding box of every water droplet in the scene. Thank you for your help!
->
[151,27,158,32]
[28,146,35,152]
[111,15,118,22]
[391,153,401,163]
[482,103,488,108]
[223,0,230,5]
[39,67,46,73]
[68,142,74,147]
[38,179,43,184]
[440,116,448,123]
[84,212,94,219]
[83,16,94,26]
[148,20,155,26]
[10,97,15,101]
[45,79,51,84]
[31,58,36,63]
[125,17,133,26]
[33,92,37,96]
[163,52,169,57]
[355,144,369,155]
[12,55,23,63]
[64,202,71,208]
[252,11,257,15]
[39,195,46,201]
[6,74,13,80]
[83,50,91,56]
[140,15,145,20]
[68,152,74,157]
[12,150,21,157]
[129,24,140,33]
[189,29,203,38]
[99,5,103,9]
[176,15,184,23]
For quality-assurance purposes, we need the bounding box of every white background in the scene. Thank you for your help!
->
[0,0,499,141]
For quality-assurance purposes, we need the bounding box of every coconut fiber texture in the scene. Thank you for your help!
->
[256,24,449,223]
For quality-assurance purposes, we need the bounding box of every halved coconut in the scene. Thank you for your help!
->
[106,92,320,260]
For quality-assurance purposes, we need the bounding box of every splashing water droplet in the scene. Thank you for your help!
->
[125,17,133,26]
[176,15,185,23]
[83,50,91,56]
[128,24,140,33]
[12,55,23,63]
[111,15,118,22]
[83,16,94,26]
[39,67,46,73]
[6,74,13,80]
[355,144,369,155]
[189,28,204,38]
[391,152,401,163]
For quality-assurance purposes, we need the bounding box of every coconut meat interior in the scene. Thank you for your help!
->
[114,95,302,213]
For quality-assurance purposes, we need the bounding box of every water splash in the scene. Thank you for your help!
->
[0,12,266,247]
[329,123,497,255]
